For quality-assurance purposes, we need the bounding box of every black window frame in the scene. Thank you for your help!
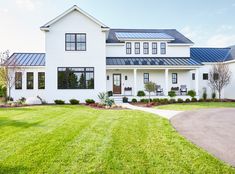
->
[27,72,34,89]
[160,43,166,54]
[126,42,132,54]
[65,33,86,51]
[57,67,94,89]
[143,42,149,54]
[172,73,178,84]
[143,73,149,84]
[135,42,140,54]
[192,73,195,80]
[15,72,22,90]
[203,73,208,80]
[152,42,158,54]
[38,72,45,89]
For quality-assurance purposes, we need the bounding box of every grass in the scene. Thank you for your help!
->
[156,102,235,111]
[0,105,234,173]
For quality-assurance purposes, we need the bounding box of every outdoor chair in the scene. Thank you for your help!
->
[180,85,187,95]
[156,85,164,96]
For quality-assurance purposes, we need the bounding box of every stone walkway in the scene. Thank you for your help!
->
[121,103,182,119]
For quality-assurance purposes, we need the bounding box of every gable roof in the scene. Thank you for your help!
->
[107,29,194,44]
[40,5,108,31]
[190,48,231,62]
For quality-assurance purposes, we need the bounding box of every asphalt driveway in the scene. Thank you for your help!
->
[171,108,235,167]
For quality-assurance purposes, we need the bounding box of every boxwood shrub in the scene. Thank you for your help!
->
[85,99,95,104]
[69,99,80,105]
[177,98,184,103]
[54,100,65,105]
[131,98,137,103]
[191,98,197,102]
[137,90,145,97]
[185,98,191,103]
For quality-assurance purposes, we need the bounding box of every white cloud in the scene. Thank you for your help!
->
[16,0,42,11]
[207,34,235,47]
[181,26,198,39]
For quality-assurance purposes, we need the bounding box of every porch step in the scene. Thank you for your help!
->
[112,97,123,104]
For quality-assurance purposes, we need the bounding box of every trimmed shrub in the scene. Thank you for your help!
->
[187,90,196,98]
[206,99,212,102]
[177,98,184,103]
[168,91,176,98]
[137,90,145,97]
[185,98,191,103]
[123,97,128,103]
[203,92,207,100]
[169,99,176,104]
[131,98,137,103]
[69,99,80,105]
[85,99,95,104]
[191,98,197,102]
[152,98,160,103]
[198,98,204,102]
[54,100,65,105]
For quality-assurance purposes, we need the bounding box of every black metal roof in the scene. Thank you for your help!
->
[107,29,194,44]
[106,57,202,66]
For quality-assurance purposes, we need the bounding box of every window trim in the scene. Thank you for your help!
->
[15,72,22,90]
[143,73,149,84]
[160,42,166,54]
[65,33,86,51]
[126,42,132,54]
[26,72,34,90]
[152,42,158,54]
[172,73,178,84]
[38,72,45,89]
[135,42,140,54]
[143,42,149,54]
[203,73,208,80]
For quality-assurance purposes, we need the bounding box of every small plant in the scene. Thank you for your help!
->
[203,92,207,100]
[212,92,216,100]
[122,97,128,103]
[104,98,114,107]
[137,90,145,97]
[177,98,184,103]
[191,98,197,102]
[187,90,196,98]
[19,97,26,103]
[69,99,80,105]
[54,100,65,105]
[132,98,137,103]
[152,98,160,103]
[85,99,95,104]
[185,98,191,103]
[98,92,106,104]
[168,91,176,98]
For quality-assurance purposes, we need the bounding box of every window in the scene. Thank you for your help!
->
[160,43,166,54]
[15,72,22,89]
[38,72,45,89]
[143,73,149,84]
[152,42,158,54]
[126,42,132,54]
[203,73,208,80]
[27,72,34,89]
[58,67,94,89]
[65,33,86,51]
[172,73,178,84]
[143,42,149,54]
[135,42,140,54]
[192,73,195,80]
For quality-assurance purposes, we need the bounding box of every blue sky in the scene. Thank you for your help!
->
[0,0,235,53]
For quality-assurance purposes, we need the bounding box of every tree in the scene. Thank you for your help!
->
[208,63,231,99]
[144,81,156,103]
[0,50,22,101]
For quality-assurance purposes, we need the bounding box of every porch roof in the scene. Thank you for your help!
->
[106,57,202,66]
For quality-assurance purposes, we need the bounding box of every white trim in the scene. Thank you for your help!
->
[168,43,194,46]
[40,5,109,31]
[106,43,125,46]
[106,65,202,70]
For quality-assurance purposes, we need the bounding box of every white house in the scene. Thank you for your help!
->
[5,5,235,103]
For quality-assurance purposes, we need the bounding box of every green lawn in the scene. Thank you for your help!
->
[0,106,234,173]
[156,102,235,111]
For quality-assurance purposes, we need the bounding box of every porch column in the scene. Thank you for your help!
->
[165,69,169,96]
[133,68,137,96]
[195,68,199,96]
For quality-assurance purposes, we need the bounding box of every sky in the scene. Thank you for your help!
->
[0,0,235,53]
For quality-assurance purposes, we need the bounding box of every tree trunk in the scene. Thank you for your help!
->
[8,85,11,101]
[149,92,150,104]
[219,90,221,100]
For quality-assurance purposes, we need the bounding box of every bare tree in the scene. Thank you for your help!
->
[208,63,231,99]
[0,51,22,101]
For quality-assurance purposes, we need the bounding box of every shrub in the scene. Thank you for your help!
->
[206,99,212,102]
[159,98,168,104]
[152,98,160,103]
[7,97,13,101]
[169,99,176,104]
[187,90,196,98]
[203,92,207,100]
[69,99,80,105]
[191,98,197,102]
[19,97,26,103]
[137,90,145,97]
[0,85,6,97]
[54,100,65,105]
[168,91,176,98]
[85,99,95,104]
[185,98,191,103]
[107,91,113,97]
[123,97,128,103]
[132,98,137,103]
[212,92,216,100]
[177,98,184,103]
[198,98,204,102]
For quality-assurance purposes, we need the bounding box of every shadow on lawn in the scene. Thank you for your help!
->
[0,117,42,128]
[0,165,29,174]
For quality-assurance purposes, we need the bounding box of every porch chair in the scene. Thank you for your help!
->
[156,85,164,96]
[180,85,187,95]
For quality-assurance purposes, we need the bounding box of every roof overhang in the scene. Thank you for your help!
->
[106,65,202,69]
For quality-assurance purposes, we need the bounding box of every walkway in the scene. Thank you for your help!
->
[121,103,182,119]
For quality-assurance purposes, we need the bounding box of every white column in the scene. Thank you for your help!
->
[195,68,199,96]
[133,69,137,96]
[165,69,169,96]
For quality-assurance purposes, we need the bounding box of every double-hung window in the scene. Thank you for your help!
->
[143,42,149,54]
[65,33,86,51]
[172,73,178,84]
[15,72,22,90]
[160,43,166,54]
[152,42,158,54]
[135,42,140,54]
[126,42,132,54]
[38,72,45,89]
[27,72,34,89]
[203,73,208,80]
[143,73,149,84]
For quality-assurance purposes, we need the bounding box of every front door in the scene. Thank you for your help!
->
[113,74,121,94]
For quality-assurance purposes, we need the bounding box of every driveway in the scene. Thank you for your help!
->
[171,108,235,167]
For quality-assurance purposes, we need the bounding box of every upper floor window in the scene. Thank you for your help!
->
[126,42,132,54]
[38,72,45,89]
[135,42,140,54]
[160,43,166,54]
[27,72,34,89]
[143,42,149,54]
[203,73,208,80]
[152,42,158,54]
[15,72,22,90]
[65,33,86,51]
